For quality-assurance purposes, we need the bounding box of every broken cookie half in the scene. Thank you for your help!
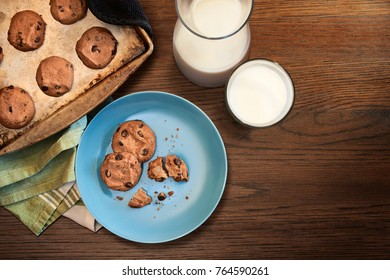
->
[128,188,152,208]
[147,155,189,182]
[165,155,189,182]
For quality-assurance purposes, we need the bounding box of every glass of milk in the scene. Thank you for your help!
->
[173,0,253,87]
[226,59,295,127]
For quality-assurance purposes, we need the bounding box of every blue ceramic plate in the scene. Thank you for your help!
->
[76,91,227,243]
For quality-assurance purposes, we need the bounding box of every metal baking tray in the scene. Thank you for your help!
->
[0,1,153,155]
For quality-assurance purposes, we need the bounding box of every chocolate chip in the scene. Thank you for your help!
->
[124,182,133,189]
[138,122,144,128]
[34,37,41,43]
[142,148,148,155]
[8,106,12,113]
[0,47,2,54]
[55,85,61,90]
[17,37,23,47]
[41,86,48,91]
[118,141,124,146]
[8,85,14,90]
[121,130,128,137]
[91,45,100,53]
[36,24,41,31]
[115,154,123,160]
[111,49,117,56]
[95,34,103,41]
[158,192,167,201]
[105,170,111,177]
[137,131,144,137]
[174,158,181,166]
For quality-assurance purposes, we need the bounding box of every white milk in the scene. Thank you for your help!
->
[173,0,251,87]
[226,59,294,127]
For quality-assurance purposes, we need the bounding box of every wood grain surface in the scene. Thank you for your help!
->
[1,0,389,259]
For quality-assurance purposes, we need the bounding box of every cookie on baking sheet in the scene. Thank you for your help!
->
[75,27,118,69]
[100,152,142,192]
[128,188,152,208]
[7,10,46,52]
[0,47,3,65]
[147,156,168,182]
[112,120,156,163]
[165,155,189,182]
[36,56,74,97]
[0,86,35,129]
[50,0,88,25]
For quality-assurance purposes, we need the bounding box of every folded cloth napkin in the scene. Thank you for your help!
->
[0,117,101,235]
[63,197,102,232]
[88,0,153,38]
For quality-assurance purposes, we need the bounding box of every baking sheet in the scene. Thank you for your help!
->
[0,0,152,154]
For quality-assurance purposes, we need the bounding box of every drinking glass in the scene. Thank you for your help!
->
[173,0,254,87]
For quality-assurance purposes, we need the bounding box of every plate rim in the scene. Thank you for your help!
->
[75,91,228,243]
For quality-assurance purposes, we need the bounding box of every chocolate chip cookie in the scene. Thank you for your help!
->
[128,188,152,208]
[112,120,156,163]
[0,86,35,129]
[50,0,88,25]
[7,10,46,52]
[100,152,142,192]
[36,56,74,97]
[147,157,168,182]
[165,155,189,182]
[75,26,118,69]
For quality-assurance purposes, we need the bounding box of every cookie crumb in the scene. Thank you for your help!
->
[116,196,123,200]
[168,191,174,196]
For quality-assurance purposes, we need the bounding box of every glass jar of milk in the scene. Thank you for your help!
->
[173,0,253,87]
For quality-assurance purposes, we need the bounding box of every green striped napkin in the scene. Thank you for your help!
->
[0,117,100,236]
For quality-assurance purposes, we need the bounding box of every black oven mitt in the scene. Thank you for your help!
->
[88,0,153,38]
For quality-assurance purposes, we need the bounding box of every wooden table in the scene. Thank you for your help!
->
[1,0,389,259]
